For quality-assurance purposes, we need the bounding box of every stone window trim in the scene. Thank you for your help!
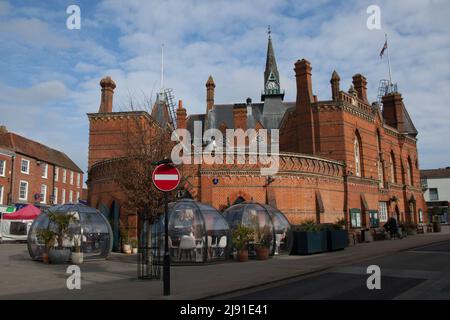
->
[0,185,4,205]
[0,159,6,177]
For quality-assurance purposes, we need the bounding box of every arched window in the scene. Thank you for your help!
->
[354,134,362,177]
[407,157,413,186]
[376,130,384,188]
[390,152,397,183]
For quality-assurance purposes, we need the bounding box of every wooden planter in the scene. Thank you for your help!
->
[291,231,327,255]
[327,229,348,251]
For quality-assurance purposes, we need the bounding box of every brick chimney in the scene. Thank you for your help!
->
[206,75,215,113]
[233,105,247,131]
[0,125,7,134]
[382,92,405,132]
[352,74,368,103]
[295,59,316,154]
[330,70,340,101]
[99,76,116,113]
[176,100,187,129]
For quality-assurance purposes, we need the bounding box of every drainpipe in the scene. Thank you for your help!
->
[8,154,15,205]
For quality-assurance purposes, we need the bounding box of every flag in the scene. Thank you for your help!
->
[380,40,387,58]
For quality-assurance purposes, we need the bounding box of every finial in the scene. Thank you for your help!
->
[267,25,271,38]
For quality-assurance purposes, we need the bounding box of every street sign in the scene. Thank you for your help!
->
[152,164,181,192]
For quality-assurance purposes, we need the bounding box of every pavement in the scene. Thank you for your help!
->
[1,226,449,300]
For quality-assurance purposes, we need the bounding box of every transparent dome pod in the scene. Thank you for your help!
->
[222,202,293,256]
[28,204,113,261]
[153,199,231,264]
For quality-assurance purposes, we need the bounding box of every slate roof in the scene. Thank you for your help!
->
[0,132,83,173]
[420,168,450,179]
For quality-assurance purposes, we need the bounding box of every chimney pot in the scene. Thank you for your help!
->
[99,76,116,113]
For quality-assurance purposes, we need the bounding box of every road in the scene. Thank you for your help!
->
[216,240,450,300]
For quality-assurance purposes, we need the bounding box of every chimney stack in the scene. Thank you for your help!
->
[206,75,215,113]
[352,74,368,103]
[99,76,116,113]
[295,59,314,107]
[0,125,7,134]
[176,100,187,129]
[330,70,340,101]
[382,92,405,132]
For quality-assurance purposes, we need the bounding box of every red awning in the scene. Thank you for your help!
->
[3,205,41,220]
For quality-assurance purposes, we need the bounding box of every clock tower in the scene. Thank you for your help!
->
[262,26,284,101]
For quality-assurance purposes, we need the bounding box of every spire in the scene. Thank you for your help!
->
[262,25,284,101]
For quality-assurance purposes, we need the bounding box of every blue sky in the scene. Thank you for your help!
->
[1,0,449,177]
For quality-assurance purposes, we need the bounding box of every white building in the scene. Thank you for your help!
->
[421,167,450,224]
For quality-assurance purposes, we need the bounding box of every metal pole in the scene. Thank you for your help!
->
[385,34,393,88]
[163,192,170,296]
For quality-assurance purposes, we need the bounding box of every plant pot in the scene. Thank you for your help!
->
[42,252,50,264]
[48,248,71,264]
[71,252,84,264]
[236,250,248,262]
[132,247,138,254]
[291,231,327,255]
[255,247,269,260]
[122,244,132,254]
[327,229,348,251]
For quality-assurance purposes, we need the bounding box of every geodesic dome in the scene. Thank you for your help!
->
[153,199,230,264]
[222,202,293,256]
[28,204,113,261]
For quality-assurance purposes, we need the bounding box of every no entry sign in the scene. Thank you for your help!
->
[152,164,181,192]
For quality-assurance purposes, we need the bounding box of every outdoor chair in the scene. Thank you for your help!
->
[178,235,196,261]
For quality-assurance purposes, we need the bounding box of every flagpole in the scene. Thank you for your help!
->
[385,33,393,88]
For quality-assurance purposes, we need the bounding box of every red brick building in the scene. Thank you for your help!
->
[0,126,84,210]
[87,34,426,241]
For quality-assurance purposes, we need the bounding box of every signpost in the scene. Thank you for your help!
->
[152,162,180,296]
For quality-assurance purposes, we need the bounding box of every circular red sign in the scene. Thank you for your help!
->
[152,164,181,192]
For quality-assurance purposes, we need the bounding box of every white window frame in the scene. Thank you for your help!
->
[41,162,48,179]
[76,191,80,202]
[379,201,388,223]
[70,171,74,185]
[0,185,4,205]
[61,189,66,204]
[21,159,30,174]
[63,169,67,183]
[40,184,47,204]
[53,187,58,204]
[55,167,59,182]
[19,180,28,201]
[0,160,6,177]
[77,173,81,187]
[69,190,73,203]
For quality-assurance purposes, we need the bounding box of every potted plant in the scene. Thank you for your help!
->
[403,221,418,235]
[130,238,138,254]
[232,225,254,262]
[47,212,76,264]
[36,228,56,264]
[120,224,131,254]
[253,225,271,260]
[291,220,327,255]
[71,234,83,264]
